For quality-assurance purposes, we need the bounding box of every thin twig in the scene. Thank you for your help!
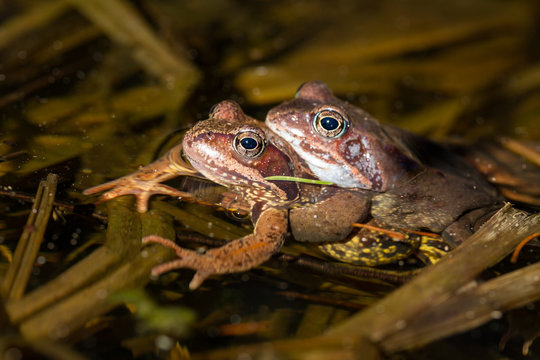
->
[326,204,540,344]
[1,173,58,300]
[0,189,107,221]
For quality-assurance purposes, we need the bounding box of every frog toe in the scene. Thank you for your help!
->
[148,253,215,290]
[142,235,184,255]
[135,193,151,212]
[189,271,211,290]
[150,258,186,277]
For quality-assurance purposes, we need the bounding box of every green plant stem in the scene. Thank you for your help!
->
[264,176,334,185]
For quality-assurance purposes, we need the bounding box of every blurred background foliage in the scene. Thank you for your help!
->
[0,0,539,359]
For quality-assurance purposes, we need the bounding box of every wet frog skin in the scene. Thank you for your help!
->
[267,81,422,191]
[181,101,452,277]
[198,102,453,260]
[175,100,389,288]
[183,100,372,241]
[266,81,502,242]
[85,100,449,289]
[86,101,384,288]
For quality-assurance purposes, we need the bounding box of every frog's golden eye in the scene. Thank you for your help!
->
[313,109,348,138]
[233,130,266,158]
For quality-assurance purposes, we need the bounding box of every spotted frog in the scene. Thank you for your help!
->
[266,81,503,244]
[85,100,449,289]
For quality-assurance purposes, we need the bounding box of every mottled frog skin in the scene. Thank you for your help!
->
[266,81,503,243]
[87,101,415,288]
[183,100,371,241]
[85,100,453,289]
[177,101,420,287]
[183,101,444,270]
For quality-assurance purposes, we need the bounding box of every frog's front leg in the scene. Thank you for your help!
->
[143,207,288,289]
[290,189,371,243]
[84,144,201,212]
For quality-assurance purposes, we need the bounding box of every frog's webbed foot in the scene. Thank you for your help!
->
[142,235,214,289]
[143,208,288,289]
[84,176,194,212]
[83,143,201,212]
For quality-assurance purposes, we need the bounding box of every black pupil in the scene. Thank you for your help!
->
[320,116,339,130]
[240,137,258,149]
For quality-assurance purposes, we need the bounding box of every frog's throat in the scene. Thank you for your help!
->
[185,153,296,205]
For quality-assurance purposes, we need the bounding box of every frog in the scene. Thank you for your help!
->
[85,100,449,289]
[266,80,503,245]
[178,101,447,273]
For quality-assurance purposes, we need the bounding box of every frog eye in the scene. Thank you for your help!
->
[313,109,348,138]
[233,130,266,158]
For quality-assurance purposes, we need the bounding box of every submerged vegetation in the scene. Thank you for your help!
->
[1,0,540,359]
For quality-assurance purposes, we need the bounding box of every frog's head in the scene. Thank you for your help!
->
[266,81,416,191]
[183,100,300,204]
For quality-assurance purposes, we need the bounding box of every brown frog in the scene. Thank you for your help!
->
[181,101,448,271]
[86,101,393,288]
[266,81,503,244]
[86,100,451,289]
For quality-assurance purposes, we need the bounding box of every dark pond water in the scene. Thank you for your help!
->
[0,0,539,359]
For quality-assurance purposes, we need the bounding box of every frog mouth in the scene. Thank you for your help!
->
[166,144,205,179]
[182,152,221,184]
[182,146,246,188]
